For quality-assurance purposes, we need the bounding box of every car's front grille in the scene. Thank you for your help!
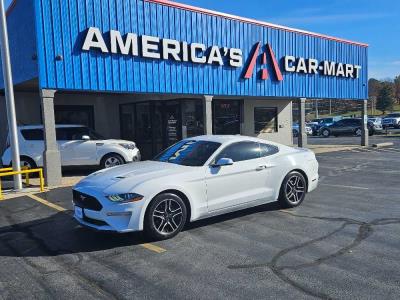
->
[83,215,108,226]
[73,190,103,211]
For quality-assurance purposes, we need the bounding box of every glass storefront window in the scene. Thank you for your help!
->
[55,105,95,129]
[213,100,242,135]
[254,107,278,134]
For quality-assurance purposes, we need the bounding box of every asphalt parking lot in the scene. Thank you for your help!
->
[1,144,400,299]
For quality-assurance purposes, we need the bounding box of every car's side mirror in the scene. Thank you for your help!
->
[81,135,90,141]
[212,158,234,168]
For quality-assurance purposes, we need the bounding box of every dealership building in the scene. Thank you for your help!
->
[0,0,368,186]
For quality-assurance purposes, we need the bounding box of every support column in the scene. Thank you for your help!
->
[361,99,369,147]
[203,95,213,135]
[40,89,62,187]
[298,98,308,148]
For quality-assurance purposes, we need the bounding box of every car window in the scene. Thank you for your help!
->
[20,129,44,141]
[153,140,221,167]
[214,141,261,163]
[323,118,333,123]
[56,127,104,141]
[387,113,400,118]
[259,143,279,157]
[334,120,346,126]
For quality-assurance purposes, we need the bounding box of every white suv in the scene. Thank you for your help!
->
[1,125,141,169]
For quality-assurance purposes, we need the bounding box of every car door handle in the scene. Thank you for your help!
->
[256,165,268,171]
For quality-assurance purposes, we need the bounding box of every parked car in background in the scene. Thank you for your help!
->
[1,125,141,169]
[292,123,313,137]
[309,116,343,135]
[73,135,319,240]
[382,113,400,129]
[368,117,383,132]
[319,118,374,137]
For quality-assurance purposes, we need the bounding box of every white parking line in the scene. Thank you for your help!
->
[320,183,369,190]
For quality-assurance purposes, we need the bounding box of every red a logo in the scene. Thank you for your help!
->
[243,42,283,81]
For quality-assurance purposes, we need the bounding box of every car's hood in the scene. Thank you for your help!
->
[75,161,189,191]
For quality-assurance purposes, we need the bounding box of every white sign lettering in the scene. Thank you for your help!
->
[82,27,243,68]
[284,55,362,78]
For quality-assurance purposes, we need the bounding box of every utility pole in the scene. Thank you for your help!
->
[0,0,22,190]
[315,99,319,119]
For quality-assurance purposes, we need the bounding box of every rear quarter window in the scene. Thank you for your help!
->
[20,129,44,141]
[260,143,279,157]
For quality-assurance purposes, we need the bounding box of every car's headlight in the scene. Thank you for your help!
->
[107,193,144,203]
[119,143,136,150]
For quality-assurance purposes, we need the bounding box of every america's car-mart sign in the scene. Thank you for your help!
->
[82,27,362,81]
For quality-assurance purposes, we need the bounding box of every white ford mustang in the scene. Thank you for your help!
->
[73,135,319,240]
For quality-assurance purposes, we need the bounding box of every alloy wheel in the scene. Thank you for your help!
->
[355,128,362,136]
[104,156,123,168]
[285,175,306,205]
[152,198,183,235]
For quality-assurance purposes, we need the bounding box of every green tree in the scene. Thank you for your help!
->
[368,78,382,98]
[394,75,400,104]
[376,83,395,114]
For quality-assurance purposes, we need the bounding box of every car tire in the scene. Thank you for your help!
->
[278,171,307,208]
[144,193,187,241]
[100,153,125,169]
[321,129,330,138]
[20,156,37,169]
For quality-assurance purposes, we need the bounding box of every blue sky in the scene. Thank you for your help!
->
[178,0,400,80]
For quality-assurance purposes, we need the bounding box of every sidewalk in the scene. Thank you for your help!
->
[305,144,360,154]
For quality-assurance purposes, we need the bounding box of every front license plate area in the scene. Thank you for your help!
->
[74,206,83,219]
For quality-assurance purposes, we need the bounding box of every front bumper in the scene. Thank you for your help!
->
[72,187,145,233]
[125,148,141,163]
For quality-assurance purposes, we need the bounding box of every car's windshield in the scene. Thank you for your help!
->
[153,140,221,167]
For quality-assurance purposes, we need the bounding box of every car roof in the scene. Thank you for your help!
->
[184,135,282,147]
[17,124,86,130]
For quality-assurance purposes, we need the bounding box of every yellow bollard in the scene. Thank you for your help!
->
[39,169,44,192]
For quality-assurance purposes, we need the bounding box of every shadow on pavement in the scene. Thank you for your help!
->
[0,199,282,258]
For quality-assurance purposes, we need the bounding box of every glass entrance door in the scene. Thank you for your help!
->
[164,101,182,147]
[120,100,184,160]
[135,102,153,159]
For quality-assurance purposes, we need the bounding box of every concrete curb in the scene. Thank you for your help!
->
[372,142,394,148]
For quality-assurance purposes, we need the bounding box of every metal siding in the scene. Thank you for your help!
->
[36,0,368,99]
